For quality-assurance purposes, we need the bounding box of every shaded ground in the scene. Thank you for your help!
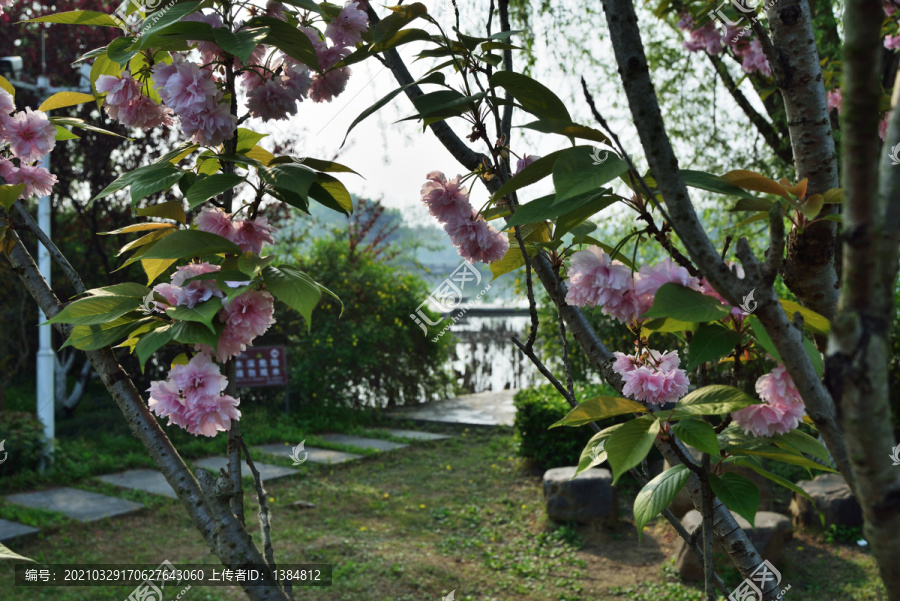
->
[0,424,885,600]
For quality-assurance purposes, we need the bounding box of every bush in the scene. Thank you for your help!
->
[0,411,46,476]
[514,382,623,469]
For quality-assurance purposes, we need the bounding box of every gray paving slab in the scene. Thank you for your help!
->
[385,389,517,427]
[5,487,143,523]
[96,469,177,499]
[193,457,298,481]
[0,519,40,545]
[377,428,450,441]
[315,434,408,452]
[253,443,362,465]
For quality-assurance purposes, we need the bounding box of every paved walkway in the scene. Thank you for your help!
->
[2,427,453,546]
[385,389,517,426]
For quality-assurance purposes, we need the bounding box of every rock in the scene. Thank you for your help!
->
[289,501,316,510]
[674,510,792,581]
[789,473,862,531]
[542,466,616,525]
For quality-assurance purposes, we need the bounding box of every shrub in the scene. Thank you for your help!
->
[0,411,46,476]
[514,382,624,469]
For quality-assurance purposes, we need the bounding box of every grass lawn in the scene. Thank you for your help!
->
[0,422,887,601]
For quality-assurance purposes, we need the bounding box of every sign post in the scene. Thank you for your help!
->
[234,345,290,414]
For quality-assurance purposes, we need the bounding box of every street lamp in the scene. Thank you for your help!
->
[5,51,92,462]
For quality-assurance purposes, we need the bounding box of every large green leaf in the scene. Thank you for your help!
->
[139,230,241,260]
[633,464,690,537]
[520,119,610,145]
[130,165,185,203]
[170,320,220,347]
[213,26,270,63]
[771,430,832,462]
[605,417,661,484]
[249,16,320,70]
[259,163,318,198]
[780,299,830,335]
[27,10,120,27]
[681,170,761,201]
[39,91,96,112]
[64,317,151,351]
[642,283,732,322]
[709,472,760,526]
[672,417,720,456]
[308,173,353,215]
[505,190,615,229]
[686,323,742,370]
[48,295,140,326]
[674,385,758,416]
[552,147,629,205]
[139,1,202,41]
[263,265,323,329]
[0,184,26,210]
[185,173,244,209]
[748,315,781,362]
[135,324,175,369]
[490,149,565,202]
[370,2,427,47]
[733,448,837,472]
[84,283,151,298]
[573,438,608,477]
[489,71,571,121]
[135,201,187,224]
[93,163,178,201]
[728,458,815,503]
[166,297,223,332]
[550,396,647,428]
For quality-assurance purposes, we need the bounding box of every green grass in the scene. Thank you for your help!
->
[0,426,886,601]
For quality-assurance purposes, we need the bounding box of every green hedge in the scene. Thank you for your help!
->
[513,382,625,469]
[0,411,46,476]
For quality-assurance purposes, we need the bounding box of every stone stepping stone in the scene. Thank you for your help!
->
[315,433,408,452]
[0,519,40,545]
[193,457,298,482]
[5,487,143,523]
[96,469,177,500]
[253,443,362,465]
[377,428,450,442]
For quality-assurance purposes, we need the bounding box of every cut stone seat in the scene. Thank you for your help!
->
[674,510,792,581]
[543,466,617,525]
[790,473,862,531]
[96,469,177,499]
[315,434,408,452]
[376,429,450,442]
[0,519,41,545]
[193,457,298,482]
[253,443,362,465]
[5,487,143,523]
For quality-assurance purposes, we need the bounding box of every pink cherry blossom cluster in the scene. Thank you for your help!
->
[678,14,771,77]
[96,72,175,131]
[826,88,842,113]
[612,348,690,406]
[0,92,59,201]
[420,171,510,264]
[731,363,806,436]
[0,0,12,16]
[196,206,276,254]
[565,248,699,324]
[148,353,241,437]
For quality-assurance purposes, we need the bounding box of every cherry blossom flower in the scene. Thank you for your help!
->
[3,162,57,199]
[886,34,900,50]
[283,58,313,100]
[683,22,722,55]
[182,393,241,437]
[97,72,141,119]
[879,111,890,141]
[195,207,235,239]
[326,1,368,47]
[147,379,189,428]
[0,89,13,129]
[515,155,540,174]
[565,247,640,322]
[180,102,237,146]
[170,353,228,400]
[732,364,806,436]
[634,257,700,300]
[233,216,276,254]
[420,171,473,224]
[612,348,690,406]
[443,211,509,264]
[205,290,277,360]
[184,12,225,65]
[738,39,772,77]
[676,13,695,31]
[2,108,57,162]
[153,61,218,115]
[118,94,175,130]
[247,78,300,122]
[170,262,224,308]
[0,0,12,16]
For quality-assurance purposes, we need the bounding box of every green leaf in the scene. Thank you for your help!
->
[554,195,616,240]
[139,1,202,40]
[135,324,175,369]
[574,438,608,477]
[732,448,838,472]
[489,236,531,279]
[0,184,26,210]
[709,472,760,526]
[605,417,661,484]
[550,396,648,428]
[406,90,484,123]
[263,265,323,329]
[731,197,775,212]
[213,26,270,63]
[64,317,151,351]
[259,163,318,198]
[237,253,275,276]
[780,299,830,335]
[170,320,220,347]
[633,464,690,536]
[0,542,36,563]
[682,169,764,201]
[39,91,96,112]
[672,417,720,456]
[130,165,185,203]
[520,119,610,145]
[643,317,697,333]
[489,71,571,121]
[290,157,361,175]
[48,295,140,326]
[235,128,268,153]
[166,297,223,332]
[248,16,320,70]
[93,163,177,201]
[370,2,427,47]
[642,283,732,322]
[27,10,121,27]
[770,430,831,462]
[371,27,432,53]
[674,385,758,416]
[728,458,815,503]
[139,230,242,260]
[687,323,742,370]
[107,37,139,66]
[135,201,187,224]
[185,173,244,209]
[50,116,126,138]
[308,173,353,215]
[552,146,629,205]
[54,125,80,141]
[85,283,151,298]
[748,315,781,362]
[505,190,614,229]
[490,149,565,202]
[803,336,824,377]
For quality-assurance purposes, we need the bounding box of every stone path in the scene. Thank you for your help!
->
[5,487,143,523]
[315,433,409,452]
[385,389,517,426]
[253,443,362,464]
[2,427,451,540]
